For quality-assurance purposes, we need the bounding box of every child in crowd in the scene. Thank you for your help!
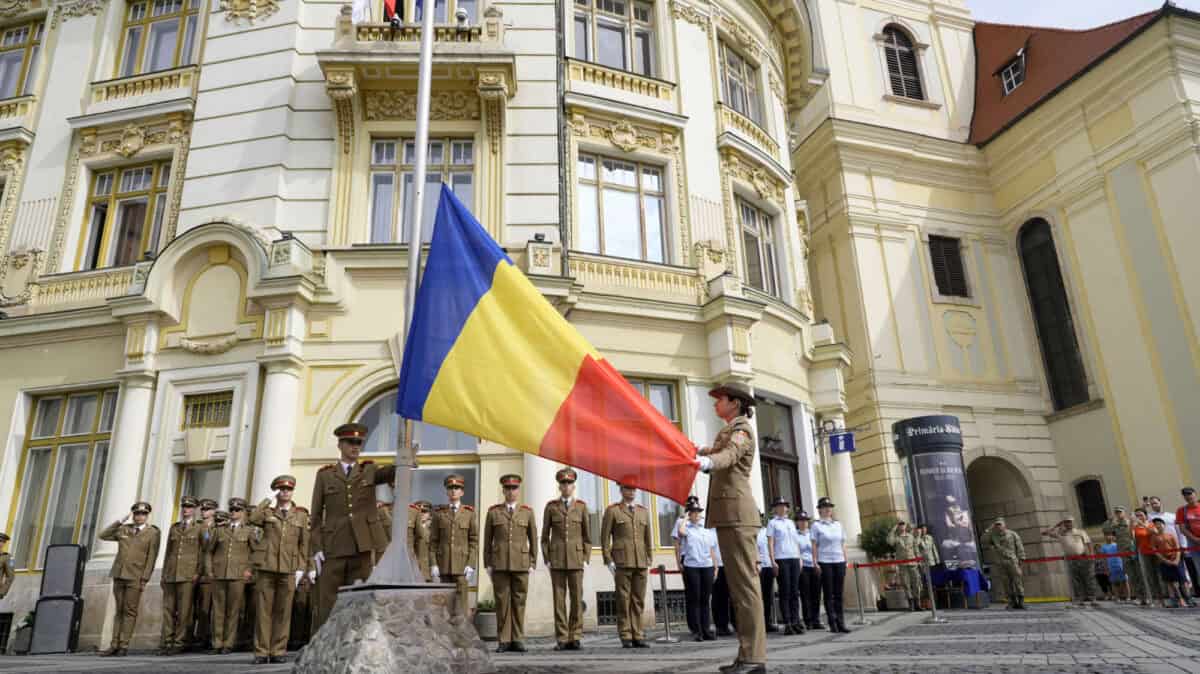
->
[1101,533,1128,601]
[1093,543,1111,600]
[1150,517,1196,608]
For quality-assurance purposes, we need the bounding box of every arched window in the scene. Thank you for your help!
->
[1074,479,1107,527]
[882,25,924,100]
[1019,219,1089,411]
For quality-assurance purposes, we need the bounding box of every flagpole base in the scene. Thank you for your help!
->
[294,584,494,673]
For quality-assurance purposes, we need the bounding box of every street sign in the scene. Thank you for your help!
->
[829,431,855,454]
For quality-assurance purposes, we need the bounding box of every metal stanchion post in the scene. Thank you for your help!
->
[852,563,871,626]
[655,565,679,643]
[922,559,947,624]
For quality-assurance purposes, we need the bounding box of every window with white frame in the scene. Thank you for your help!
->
[179,463,223,505]
[369,138,475,244]
[573,0,656,77]
[720,40,764,126]
[10,390,118,569]
[1001,52,1025,95]
[117,0,200,78]
[881,25,924,101]
[77,160,172,271]
[575,153,666,262]
[928,234,969,298]
[0,21,42,100]
[738,198,779,297]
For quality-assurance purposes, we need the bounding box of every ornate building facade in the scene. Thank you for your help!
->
[0,0,1195,647]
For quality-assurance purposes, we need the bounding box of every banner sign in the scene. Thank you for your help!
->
[828,432,855,454]
[893,415,978,570]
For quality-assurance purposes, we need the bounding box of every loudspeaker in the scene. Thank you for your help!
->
[40,544,86,598]
[29,597,82,654]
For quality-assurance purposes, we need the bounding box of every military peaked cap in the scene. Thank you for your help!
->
[271,474,297,490]
[444,473,466,489]
[334,422,369,440]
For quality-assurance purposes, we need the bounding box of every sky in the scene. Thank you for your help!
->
[966,0,1200,29]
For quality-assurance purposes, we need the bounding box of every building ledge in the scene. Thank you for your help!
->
[1045,398,1105,423]
[80,66,198,122]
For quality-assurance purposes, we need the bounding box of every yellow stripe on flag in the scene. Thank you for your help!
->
[423,262,598,453]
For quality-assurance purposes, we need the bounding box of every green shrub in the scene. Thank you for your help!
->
[476,598,496,612]
[859,516,900,561]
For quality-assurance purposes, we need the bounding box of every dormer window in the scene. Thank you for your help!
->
[1001,50,1025,95]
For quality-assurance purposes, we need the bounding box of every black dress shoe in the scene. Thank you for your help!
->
[253,656,269,664]
[632,639,650,648]
[567,640,581,650]
[270,655,287,663]
[621,639,632,648]
[510,641,527,652]
[792,623,806,634]
[716,629,734,637]
[100,648,121,657]
[810,622,826,630]
[220,648,232,655]
[718,661,743,673]
[730,664,767,674]
[496,643,509,653]
[702,631,716,641]
[554,642,568,651]
[117,649,129,657]
[837,622,852,633]
[765,624,779,633]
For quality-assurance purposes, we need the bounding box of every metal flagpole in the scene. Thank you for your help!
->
[368,0,438,585]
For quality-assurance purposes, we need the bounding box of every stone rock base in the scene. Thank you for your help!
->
[293,584,494,673]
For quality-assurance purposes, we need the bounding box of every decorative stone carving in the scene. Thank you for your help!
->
[180,334,240,355]
[326,69,356,156]
[483,5,503,41]
[0,139,27,260]
[52,0,105,27]
[669,0,710,33]
[0,248,42,307]
[476,69,510,155]
[944,310,977,350]
[608,120,639,153]
[0,0,31,16]
[114,124,146,158]
[220,0,280,24]
[363,90,481,121]
[720,15,758,57]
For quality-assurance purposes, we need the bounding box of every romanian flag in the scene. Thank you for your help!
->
[397,185,698,503]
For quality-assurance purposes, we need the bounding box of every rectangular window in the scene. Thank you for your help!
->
[181,391,234,429]
[575,153,666,263]
[1001,53,1025,95]
[928,235,969,298]
[574,0,656,77]
[0,20,42,99]
[721,41,764,126]
[368,137,474,243]
[117,0,200,77]
[738,198,779,297]
[9,389,118,569]
[756,396,800,511]
[77,160,172,271]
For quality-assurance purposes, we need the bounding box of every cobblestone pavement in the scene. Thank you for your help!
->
[5,604,1200,672]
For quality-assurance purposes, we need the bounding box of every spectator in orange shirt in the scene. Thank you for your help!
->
[1132,509,1163,604]
[1150,517,1194,608]
[1175,487,1200,597]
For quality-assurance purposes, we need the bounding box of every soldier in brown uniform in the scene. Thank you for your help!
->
[250,475,311,664]
[193,498,219,651]
[160,496,206,655]
[0,532,12,600]
[408,500,433,581]
[207,499,257,654]
[484,474,537,653]
[695,382,766,674]
[310,422,396,631]
[602,482,653,649]
[99,501,161,657]
[542,467,591,650]
[430,473,478,616]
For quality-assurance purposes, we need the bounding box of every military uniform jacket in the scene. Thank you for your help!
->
[205,523,259,580]
[484,503,537,571]
[541,498,591,570]
[1102,517,1136,550]
[310,461,397,558]
[377,504,394,551]
[407,505,431,575]
[98,521,161,582]
[250,502,311,574]
[0,552,13,598]
[601,502,653,569]
[429,504,478,575]
[887,530,918,565]
[704,415,760,528]
[985,529,1026,562]
[162,519,206,582]
[916,534,940,565]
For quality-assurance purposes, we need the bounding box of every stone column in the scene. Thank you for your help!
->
[250,358,302,498]
[91,372,156,566]
[522,453,559,636]
[821,412,862,543]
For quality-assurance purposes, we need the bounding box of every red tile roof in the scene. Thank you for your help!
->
[968,9,1163,145]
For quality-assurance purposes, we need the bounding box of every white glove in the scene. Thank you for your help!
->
[607,562,616,574]
[431,565,440,581]
[307,570,317,584]
[294,570,303,588]
[313,551,325,575]
[465,566,475,584]
[696,456,713,472]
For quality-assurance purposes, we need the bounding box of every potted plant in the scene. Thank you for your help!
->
[12,612,34,654]
[859,517,908,610]
[473,597,498,641]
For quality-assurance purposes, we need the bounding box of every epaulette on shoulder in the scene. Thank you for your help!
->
[319,464,336,472]
[436,505,450,511]
[574,499,586,507]
[361,460,375,465]
[636,504,647,510]
[462,505,474,512]
[409,502,422,510]
[149,524,161,530]
[293,506,308,514]
[520,504,533,511]
[489,503,505,511]
[607,502,622,510]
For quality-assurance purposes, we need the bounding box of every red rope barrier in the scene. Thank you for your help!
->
[649,567,682,575]
[853,557,925,569]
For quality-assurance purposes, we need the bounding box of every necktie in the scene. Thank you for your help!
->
[453,504,458,513]
[345,464,352,477]
[508,505,514,514]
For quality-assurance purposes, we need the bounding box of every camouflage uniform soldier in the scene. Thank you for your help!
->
[161,496,206,655]
[99,501,161,656]
[206,500,257,654]
[0,532,12,600]
[1044,517,1099,607]
[250,475,311,664]
[886,522,921,611]
[484,474,537,653]
[429,473,479,616]
[985,518,1026,609]
[541,467,591,650]
[1102,507,1145,603]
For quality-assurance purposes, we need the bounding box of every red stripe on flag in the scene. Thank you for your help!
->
[384,0,398,21]
[540,355,698,504]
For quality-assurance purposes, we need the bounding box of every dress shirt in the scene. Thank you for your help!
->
[810,518,847,563]
[767,517,800,560]
[796,530,814,566]
[756,528,771,569]
[680,522,717,567]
